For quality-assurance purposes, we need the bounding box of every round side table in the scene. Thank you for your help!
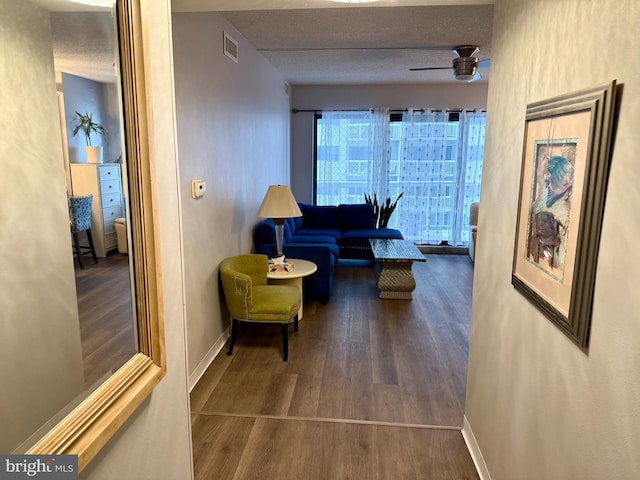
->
[267,258,317,319]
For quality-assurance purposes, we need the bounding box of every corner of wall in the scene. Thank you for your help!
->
[188,325,230,391]
[462,415,492,480]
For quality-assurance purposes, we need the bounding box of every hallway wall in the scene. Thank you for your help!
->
[465,0,640,478]
[171,12,291,384]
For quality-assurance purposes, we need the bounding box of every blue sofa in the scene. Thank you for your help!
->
[253,203,403,300]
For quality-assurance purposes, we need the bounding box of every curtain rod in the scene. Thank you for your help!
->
[291,108,485,114]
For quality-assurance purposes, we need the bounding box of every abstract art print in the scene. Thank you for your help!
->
[525,139,576,282]
[512,81,617,350]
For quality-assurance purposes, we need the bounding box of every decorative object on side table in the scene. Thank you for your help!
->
[72,111,107,164]
[269,258,294,273]
[257,185,302,261]
[512,80,618,351]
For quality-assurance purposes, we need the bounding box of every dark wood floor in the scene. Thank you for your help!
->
[74,253,137,388]
[191,254,478,479]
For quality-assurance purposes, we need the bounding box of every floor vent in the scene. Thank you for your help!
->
[223,32,238,63]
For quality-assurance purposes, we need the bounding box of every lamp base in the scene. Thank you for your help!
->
[274,221,285,262]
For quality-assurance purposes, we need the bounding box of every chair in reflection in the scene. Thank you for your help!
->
[220,254,301,361]
[69,195,98,269]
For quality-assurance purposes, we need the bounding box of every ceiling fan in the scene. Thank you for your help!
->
[410,45,490,82]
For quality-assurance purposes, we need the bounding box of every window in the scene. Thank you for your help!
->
[315,109,485,245]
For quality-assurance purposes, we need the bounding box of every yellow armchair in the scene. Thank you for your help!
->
[220,254,301,361]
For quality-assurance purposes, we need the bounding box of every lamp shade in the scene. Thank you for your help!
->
[257,185,302,219]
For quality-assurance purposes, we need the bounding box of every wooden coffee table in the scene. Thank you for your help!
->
[369,239,426,299]
[267,258,317,319]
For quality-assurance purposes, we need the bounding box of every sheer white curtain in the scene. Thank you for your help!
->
[368,108,391,203]
[315,108,485,245]
[393,109,484,245]
[316,109,388,205]
[453,110,485,245]
[394,109,451,244]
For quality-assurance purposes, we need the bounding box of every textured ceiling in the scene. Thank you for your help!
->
[29,0,117,83]
[39,0,494,86]
[50,11,117,83]
[173,1,494,85]
[219,5,493,84]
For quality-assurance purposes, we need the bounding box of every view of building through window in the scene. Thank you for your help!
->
[315,109,485,246]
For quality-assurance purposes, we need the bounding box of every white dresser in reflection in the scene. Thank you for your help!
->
[70,163,124,257]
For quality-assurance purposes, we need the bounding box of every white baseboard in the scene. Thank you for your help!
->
[188,327,230,391]
[462,415,492,480]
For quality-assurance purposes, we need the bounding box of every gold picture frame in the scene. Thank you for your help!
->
[512,81,618,350]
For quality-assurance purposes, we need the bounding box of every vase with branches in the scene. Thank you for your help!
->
[365,192,404,228]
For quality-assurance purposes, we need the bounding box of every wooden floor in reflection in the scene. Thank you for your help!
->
[74,253,137,388]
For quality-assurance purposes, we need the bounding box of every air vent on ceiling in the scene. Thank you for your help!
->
[223,32,238,63]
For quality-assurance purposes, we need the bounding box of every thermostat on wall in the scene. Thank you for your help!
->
[191,179,206,198]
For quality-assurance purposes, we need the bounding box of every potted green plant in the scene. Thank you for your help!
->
[72,111,106,163]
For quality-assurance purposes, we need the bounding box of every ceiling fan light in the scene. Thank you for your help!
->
[453,57,478,81]
[455,72,477,82]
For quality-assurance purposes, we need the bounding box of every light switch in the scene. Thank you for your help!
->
[191,179,206,198]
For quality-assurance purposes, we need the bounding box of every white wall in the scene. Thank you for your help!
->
[465,0,640,479]
[290,83,488,202]
[0,0,85,454]
[80,1,193,478]
[171,12,291,383]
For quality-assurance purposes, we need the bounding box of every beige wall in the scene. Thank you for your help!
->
[465,0,640,479]
[1,0,85,454]
[172,12,292,384]
[290,83,488,202]
[80,2,193,478]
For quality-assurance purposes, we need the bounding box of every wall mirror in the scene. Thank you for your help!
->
[1,0,165,470]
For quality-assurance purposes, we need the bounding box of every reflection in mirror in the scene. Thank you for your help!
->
[1,0,137,454]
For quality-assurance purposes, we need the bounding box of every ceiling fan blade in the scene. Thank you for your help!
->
[409,66,453,71]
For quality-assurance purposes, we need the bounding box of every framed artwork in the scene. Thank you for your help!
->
[512,81,617,350]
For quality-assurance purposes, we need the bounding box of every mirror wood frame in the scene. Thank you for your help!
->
[26,0,166,471]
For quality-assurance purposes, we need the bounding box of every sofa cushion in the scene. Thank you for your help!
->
[291,241,340,260]
[291,234,338,245]
[284,218,295,243]
[299,203,339,229]
[254,218,276,246]
[341,228,403,240]
[338,203,375,230]
[294,227,342,240]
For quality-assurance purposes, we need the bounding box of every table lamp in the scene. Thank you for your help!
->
[257,185,302,261]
